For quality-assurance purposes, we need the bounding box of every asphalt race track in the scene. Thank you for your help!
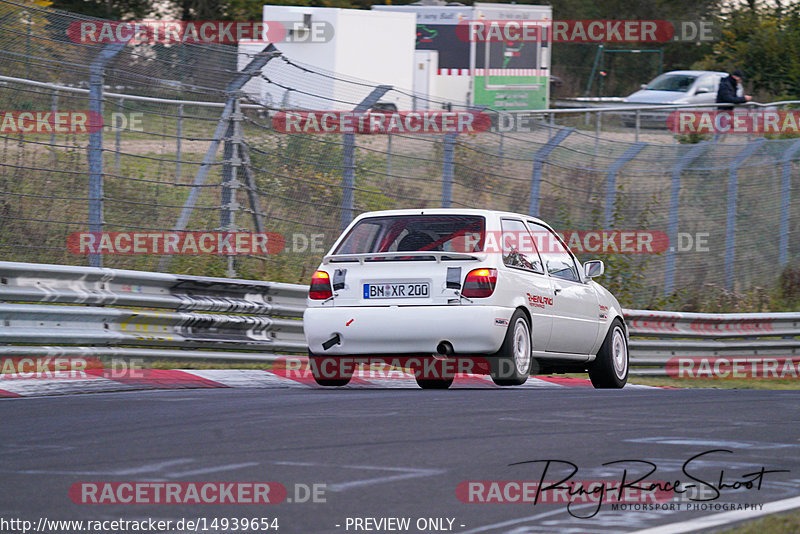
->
[2,387,800,533]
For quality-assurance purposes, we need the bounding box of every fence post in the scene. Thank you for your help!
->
[386,133,393,179]
[87,41,129,268]
[340,85,391,231]
[221,100,242,277]
[780,139,800,267]
[664,141,712,296]
[528,128,573,217]
[176,103,183,181]
[441,132,456,208]
[604,142,646,228]
[50,89,58,166]
[498,129,504,158]
[160,45,280,271]
[114,97,123,175]
[238,143,266,235]
[221,100,241,231]
[725,138,765,290]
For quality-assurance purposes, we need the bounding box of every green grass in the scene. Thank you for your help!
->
[557,373,800,389]
[718,510,800,533]
[628,376,800,390]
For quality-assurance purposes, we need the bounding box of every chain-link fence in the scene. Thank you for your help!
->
[0,0,799,309]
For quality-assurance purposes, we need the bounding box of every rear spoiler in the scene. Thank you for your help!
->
[322,251,482,264]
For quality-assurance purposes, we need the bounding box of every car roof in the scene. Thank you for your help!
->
[349,208,551,228]
[656,70,729,77]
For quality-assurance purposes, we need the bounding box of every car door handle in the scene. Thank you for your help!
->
[554,288,562,295]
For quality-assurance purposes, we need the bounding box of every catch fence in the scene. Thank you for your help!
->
[0,0,798,308]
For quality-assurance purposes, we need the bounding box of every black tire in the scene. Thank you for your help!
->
[411,359,454,389]
[309,352,352,387]
[490,309,532,386]
[588,319,629,389]
[415,376,454,389]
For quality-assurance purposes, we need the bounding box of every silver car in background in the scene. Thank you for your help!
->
[621,70,728,127]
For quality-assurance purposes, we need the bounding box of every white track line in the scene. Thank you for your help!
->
[0,369,662,397]
[631,495,800,534]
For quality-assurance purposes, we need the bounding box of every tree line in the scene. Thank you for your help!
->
[45,0,800,99]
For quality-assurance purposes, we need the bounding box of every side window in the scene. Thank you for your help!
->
[526,222,580,282]
[500,219,543,274]
[694,75,714,94]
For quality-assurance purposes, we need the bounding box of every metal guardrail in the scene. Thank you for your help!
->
[1,262,798,373]
[506,99,800,143]
[625,309,800,376]
[0,262,307,361]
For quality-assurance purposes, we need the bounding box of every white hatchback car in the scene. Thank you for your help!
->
[303,209,629,389]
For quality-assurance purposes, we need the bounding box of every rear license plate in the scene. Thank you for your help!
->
[363,282,430,299]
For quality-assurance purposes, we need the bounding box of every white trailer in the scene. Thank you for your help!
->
[239,6,417,111]
[374,2,552,110]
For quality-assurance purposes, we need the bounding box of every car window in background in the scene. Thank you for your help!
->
[500,219,543,274]
[646,74,697,92]
[333,215,485,256]
[694,75,715,93]
[526,222,580,282]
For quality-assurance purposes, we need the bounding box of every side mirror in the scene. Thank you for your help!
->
[641,83,648,90]
[583,260,604,279]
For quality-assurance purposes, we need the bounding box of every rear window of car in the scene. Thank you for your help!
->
[646,74,697,92]
[333,215,485,256]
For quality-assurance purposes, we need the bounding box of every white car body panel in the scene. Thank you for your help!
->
[303,209,626,365]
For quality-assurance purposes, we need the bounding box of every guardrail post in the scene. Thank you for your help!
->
[604,142,647,228]
[441,132,456,208]
[160,45,280,271]
[88,40,130,268]
[725,138,766,290]
[780,139,800,266]
[528,128,573,217]
[664,141,712,295]
[341,85,391,231]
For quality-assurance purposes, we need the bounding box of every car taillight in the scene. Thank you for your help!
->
[309,270,333,300]
[461,268,497,298]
